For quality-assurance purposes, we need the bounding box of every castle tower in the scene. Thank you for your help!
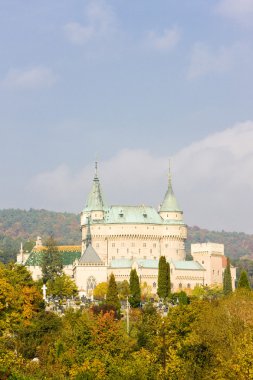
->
[80,162,107,253]
[159,166,183,223]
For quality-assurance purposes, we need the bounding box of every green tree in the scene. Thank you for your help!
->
[223,257,232,295]
[41,236,63,283]
[117,280,130,300]
[167,261,171,296]
[157,256,168,299]
[47,273,78,298]
[106,273,121,311]
[237,270,251,290]
[129,269,141,308]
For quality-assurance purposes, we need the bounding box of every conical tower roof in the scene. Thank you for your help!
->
[84,162,107,211]
[160,169,182,212]
[79,244,103,264]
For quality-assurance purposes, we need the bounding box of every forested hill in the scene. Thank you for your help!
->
[0,209,253,263]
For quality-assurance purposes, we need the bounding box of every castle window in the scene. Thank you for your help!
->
[87,276,96,293]
[117,249,119,253]
[179,283,182,289]
[131,242,135,247]
[153,282,156,288]
[187,283,191,289]
[153,243,156,248]
[143,213,147,218]
[143,243,146,247]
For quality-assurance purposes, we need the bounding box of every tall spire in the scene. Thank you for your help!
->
[84,161,107,211]
[160,162,181,212]
[86,217,92,248]
[94,161,98,179]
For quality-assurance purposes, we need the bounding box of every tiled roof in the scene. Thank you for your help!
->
[79,244,103,264]
[25,246,81,266]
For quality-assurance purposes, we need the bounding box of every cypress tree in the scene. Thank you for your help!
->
[129,269,141,308]
[157,256,168,299]
[237,270,251,290]
[223,258,232,295]
[106,273,121,311]
[167,261,171,296]
[41,235,63,283]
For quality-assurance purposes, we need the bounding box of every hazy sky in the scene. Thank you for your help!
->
[0,0,253,233]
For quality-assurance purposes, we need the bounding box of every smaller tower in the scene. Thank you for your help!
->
[159,164,183,222]
[81,162,107,223]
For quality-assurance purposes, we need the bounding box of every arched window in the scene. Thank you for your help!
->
[87,276,96,293]
[179,283,182,289]
[187,283,191,289]
[153,282,156,288]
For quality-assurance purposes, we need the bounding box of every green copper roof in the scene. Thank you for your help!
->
[160,173,182,212]
[171,260,205,271]
[25,248,81,266]
[104,205,163,224]
[84,164,107,212]
[110,258,158,269]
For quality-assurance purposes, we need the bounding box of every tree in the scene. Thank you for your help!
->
[106,273,121,311]
[129,269,141,308]
[93,282,108,301]
[41,236,63,283]
[167,261,171,296]
[157,256,168,299]
[47,273,78,298]
[237,270,251,290]
[223,257,232,295]
[117,280,130,300]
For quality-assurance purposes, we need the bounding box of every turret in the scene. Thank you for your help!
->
[159,166,183,222]
[81,162,107,223]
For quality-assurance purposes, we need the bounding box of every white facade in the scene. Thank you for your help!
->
[20,167,236,295]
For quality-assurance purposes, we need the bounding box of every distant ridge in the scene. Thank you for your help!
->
[0,209,252,263]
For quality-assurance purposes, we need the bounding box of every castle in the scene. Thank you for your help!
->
[17,164,236,296]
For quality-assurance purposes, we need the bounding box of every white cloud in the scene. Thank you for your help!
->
[2,66,56,89]
[64,1,115,45]
[216,0,253,23]
[28,121,253,233]
[188,43,234,79]
[146,27,180,51]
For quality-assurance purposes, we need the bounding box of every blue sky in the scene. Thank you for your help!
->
[0,0,253,233]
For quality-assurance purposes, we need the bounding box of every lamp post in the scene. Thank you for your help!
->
[126,295,130,335]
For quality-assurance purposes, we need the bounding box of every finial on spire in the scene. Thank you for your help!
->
[168,158,172,185]
[95,161,98,178]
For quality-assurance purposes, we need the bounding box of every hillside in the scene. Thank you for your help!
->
[0,209,253,264]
